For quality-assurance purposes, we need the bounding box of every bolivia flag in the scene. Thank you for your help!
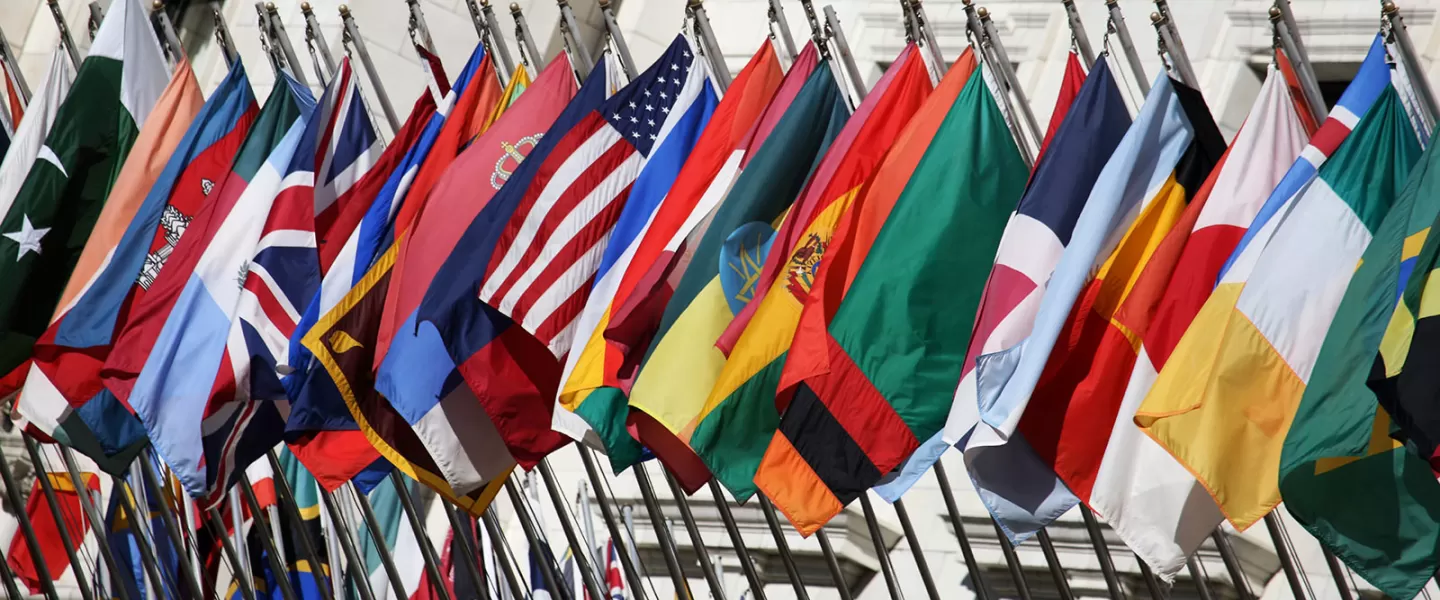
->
[689,45,932,500]
[754,51,1027,535]
[557,41,784,483]
[1136,37,1400,531]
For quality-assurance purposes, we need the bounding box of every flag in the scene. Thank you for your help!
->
[1134,36,1399,531]
[18,59,251,467]
[310,55,576,507]
[107,473,183,600]
[753,52,1014,534]
[690,45,933,501]
[560,40,781,489]
[416,38,704,478]
[6,450,100,595]
[0,49,71,229]
[618,44,832,474]
[1016,67,1304,576]
[1035,51,1086,164]
[301,58,384,274]
[105,73,319,508]
[359,480,435,600]
[0,0,168,391]
[604,539,624,599]
[1277,87,1440,599]
[1,58,24,130]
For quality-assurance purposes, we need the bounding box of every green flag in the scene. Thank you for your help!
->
[0,0,168,376]
[1278,86,1437,600]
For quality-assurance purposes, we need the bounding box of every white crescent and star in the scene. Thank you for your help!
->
[3,215,49,261]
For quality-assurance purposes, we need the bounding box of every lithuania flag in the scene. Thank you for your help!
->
[0,0,168,381]
[1279,94,1440,598]
[753,55,1026,534]
[686,45,932,500]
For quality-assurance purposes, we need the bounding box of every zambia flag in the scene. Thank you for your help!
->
[1279,91,1440,598]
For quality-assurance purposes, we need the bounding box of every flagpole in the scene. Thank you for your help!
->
[151,2,185,65]
[0,527,24,600]
[557,0,594,79]
[1078,506,1125,600]
[260,451,339,600]
[977,6,1044,158]
[58,446,135,600]
[706,482,767,600]
[577,446,652,600]
[798,0,829,56]
[442,501,492,597]
[301,2,336,81]
[768,0,798,63]
[255,4,287,80]
[1103,0,1148,94]
[662,472,725,599]
[1034,530,1075,600]
[115,475,172,600]
[482,509,529,600]
[1263,513,1309,600]
[319,484,384,600]
[1211,530,1254,600]
[87,2,103,40]
[930,464,993,600]
[688,0,732,91]
[857,495,904,600]
[1152,0,1198,88]
[822,6,867,103]
[1061,0,1095,68]
[910,0,945,67]
[135,453,208,600]
[1384,2,1440,127]
[0,441,63,600]
[389,474,455,600]
[511,3,543,75]
[20,437,96,600]
[1188,556,1217,600]
[1137,556,1165,599]
[237,475,304,600]
[262,2,312,87]
[578,480,600,580]
[894,498,942,600]
[0,25,31,102]
[538,462,611,600]
[339,484,408,600]
[632,463,692,598]
[758,494,810,600]
[504,479,569,600]
[815,528,853,600]
[962,1,1032,166]
[45,0,82,69]
[206,508,260,600]
[405,0,438,55]
[211,1,240,68]
[899,0,918,43]
[339,5,401,133]
[1270,5,1326,121]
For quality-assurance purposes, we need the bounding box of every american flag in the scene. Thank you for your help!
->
[477,36,696,356]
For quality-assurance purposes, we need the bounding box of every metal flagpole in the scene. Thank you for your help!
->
[0,441,63,600]
[662,472,725,600]
[388,474,455,600]
[229,486,252,586]
[114,475,171,600]
[1153,0,1197,88]
[1061,0,1095,68]
[1322,550,1355,600]
[816,528,854,600]
[46,0,82,69]
[769,0,798,62]
[59,446,133,600]
[0,24,32,101]
[798,0,829,56]
[1262,513,1307,600]
[857,495,903,600]
[237,475,303,600]
[758,494,810,600]
[578,481,600,580]
[893,498,941,600]
[207,508,260,600]
[910,0,945,67]
[929,464,992,600]
[1104,0,1149,95]
[505,479,569,600]
[1385,2,1440,127]
[441,501,490,597]
[320,490,345,600]
[263,451,339,600]
[1188,556,1215,600]
[990,520,1034,600]
[1150,11,1194,85]
[1270,4,1326,120]
[977,6,1044,155]
[577,446,651,600]
[406,0,438,54]
[263,2,312,87]
[87,2,103,40]
[481,509,528,600]
[632,463,691,598]
[318,485,383,600]
[339,4,401,132]
[537,462,609,600]
[255,4,287,80]
[135,453,207,600]
[1137,557,1165,599]
[212,1,240,68]
[348,483,411,600]
[1078,506,1125,600]
[479,0,517,78]
[598,0,637,79]
[707,481,767,600]
[20,437,96,600]
[152,2,186,65]
[960,1,1027,165]
[301,2,336,80]
[511,3,543,76]
[623,504,640,577]
[557,0,594,79]
[0,525,25,600]
[1211,530,1254,600]
[899,0,918,43]
[688,0,732,91]
[1034,530,1075,600]
[822,6,867,102]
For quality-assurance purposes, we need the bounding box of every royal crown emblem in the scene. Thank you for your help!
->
[492,134,542,190]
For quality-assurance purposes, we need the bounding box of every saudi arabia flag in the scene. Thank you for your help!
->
[0,0,168,377]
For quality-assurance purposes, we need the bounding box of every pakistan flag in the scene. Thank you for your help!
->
[0,0,167,377]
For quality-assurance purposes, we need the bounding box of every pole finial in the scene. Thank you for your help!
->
[46,0,57,6]
[152,0,164,11]
[599,0,610,7]
[339,4,350,16]
[1383,2,1399,15]
[977,6,990,19]
[557,0,569,6]
[480,0,490,6]
[266,2,277,12]
[300,2,312,12]
[1150,11,1163,24]
[688,0,703,7]
[961,0,972,5]
[1269,6,1281,20]
[1105,0,1118,5]
[510,2,521,14]
[1062,0,1074,5]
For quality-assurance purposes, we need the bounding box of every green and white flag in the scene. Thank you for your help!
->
[0,48,74,218]
[0,0,167,378]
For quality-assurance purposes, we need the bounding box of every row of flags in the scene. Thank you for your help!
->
[11,0,1440,597]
